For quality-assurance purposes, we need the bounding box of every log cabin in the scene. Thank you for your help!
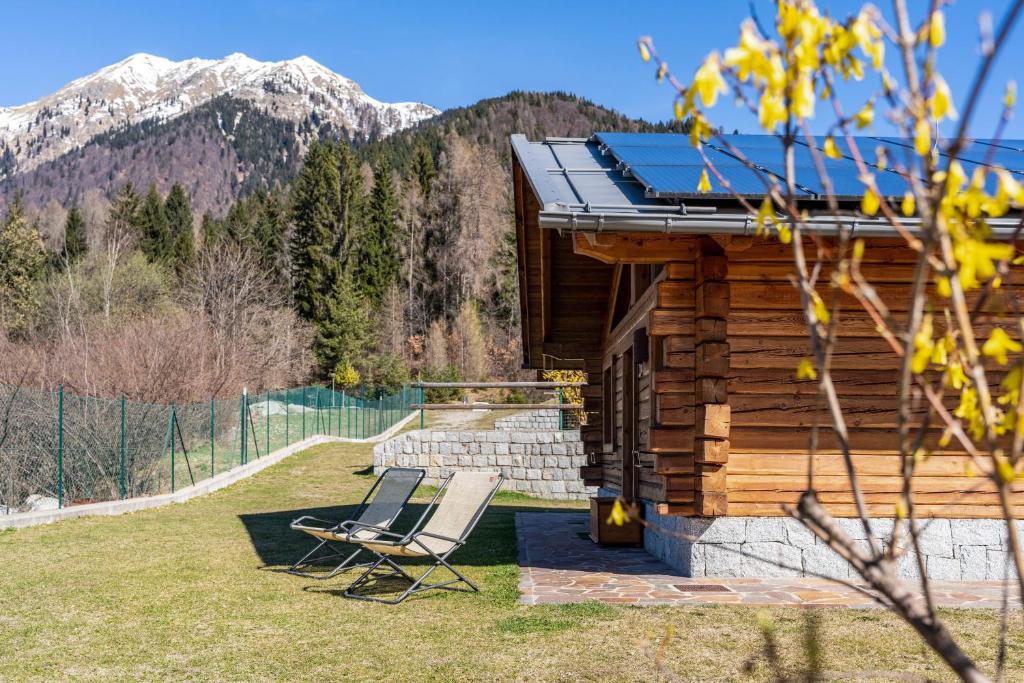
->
[510,132,1024,579]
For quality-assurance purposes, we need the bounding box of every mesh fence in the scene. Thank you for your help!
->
[0,384,413,514]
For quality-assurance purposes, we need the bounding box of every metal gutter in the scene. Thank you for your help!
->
[538,209,1024,239]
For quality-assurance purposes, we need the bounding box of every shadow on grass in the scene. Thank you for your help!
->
[238,499,670,604]
[238,503,577,570]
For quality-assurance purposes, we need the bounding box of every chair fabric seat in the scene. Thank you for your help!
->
[299,527,379,543]
[358,537,456,557]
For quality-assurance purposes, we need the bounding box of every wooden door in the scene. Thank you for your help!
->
[622,347,638,500]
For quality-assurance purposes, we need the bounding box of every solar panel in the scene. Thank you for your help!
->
[594,131,1024,200]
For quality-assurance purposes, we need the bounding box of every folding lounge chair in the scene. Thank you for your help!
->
[287,467,424,579]
[341,470,504,604]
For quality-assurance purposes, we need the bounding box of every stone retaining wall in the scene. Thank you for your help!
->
[375,427,594,500]
[494,409,561,431]
[598,488,1019,581]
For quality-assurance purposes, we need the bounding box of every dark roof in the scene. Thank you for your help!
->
[510,133,1023,239]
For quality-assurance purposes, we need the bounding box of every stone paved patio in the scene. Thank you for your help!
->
[516,511,1020,608]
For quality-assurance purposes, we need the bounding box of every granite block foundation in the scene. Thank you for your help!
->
[598,488,1020,581]
[373,411,595,500]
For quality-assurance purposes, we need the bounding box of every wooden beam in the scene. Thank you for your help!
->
[513,161,532,364]
[710,234,754,252]
[573,232,695,264]
[412,403,583,411]
[540,228,551,343]
[603,263,624,343]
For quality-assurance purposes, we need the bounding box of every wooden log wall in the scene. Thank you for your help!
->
[725,238,1024,518]
[646,238,700,515]
[693,240,730,516]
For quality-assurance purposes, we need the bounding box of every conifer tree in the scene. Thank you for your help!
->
[0,197,46,336]
[354,158,400,306]
[106,182,141,247]
[139,184,170,262]
[290,141,341,322]
[63,203,87,262]
[314,271,373,375]
[165,183,195,273]
[336,142,365,268]
[411,142,437,198]
[200,212,225,250]
[254,189,288,284]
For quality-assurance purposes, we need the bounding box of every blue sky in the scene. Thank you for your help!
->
[2,0,1023,137]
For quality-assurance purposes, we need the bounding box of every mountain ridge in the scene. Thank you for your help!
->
[0,52,439,177]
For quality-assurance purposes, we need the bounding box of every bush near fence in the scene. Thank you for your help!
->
[0,384,413,513]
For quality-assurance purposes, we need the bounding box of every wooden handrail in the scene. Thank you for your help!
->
[410,403,583,411]
[409,381,586,389]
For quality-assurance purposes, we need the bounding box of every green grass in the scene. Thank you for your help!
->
[1,441,1021,681]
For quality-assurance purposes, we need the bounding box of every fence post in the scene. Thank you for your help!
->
[315,390,321,435]
[210,397,215,478]
[120,394,126,499]
[57,384,64,509]
[285,388,290,445]
[301,386,306,441]
[419,386,425,430]
[170,404,176,493]
[344,390,349,437]
[265,392,270,455]
[240,390,247,466]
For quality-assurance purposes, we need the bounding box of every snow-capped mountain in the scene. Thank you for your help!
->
[0,52,439,174]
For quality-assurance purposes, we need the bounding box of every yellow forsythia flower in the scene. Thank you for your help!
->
[1006,81,1018,109]
[936,276,952,298]
[791,75,815,119]
[639,42,651,63]
[945,360,967,390]
[697,168,712,193]
[929,11,946,48]
[895,498,907,520]
[811,292,830,324]
[901,191,916,217]
[606,498,630,526]
[861,186,880,215]
[777,223,792,244]
[823,136,842,159]
[914,118,931,156]
[911,314,935,374]
[928,75,957,121]
[996,457,1016,484]
[755,197,774,236]
[982,328,1022,365]
[796,357,817,380]
[852,238,865,263]
[854,101,874,128]
[693,53,727,108]
[759,92,787,131]
[674,99,685,121]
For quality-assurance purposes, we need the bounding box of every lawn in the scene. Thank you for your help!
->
[0,441,1021,682]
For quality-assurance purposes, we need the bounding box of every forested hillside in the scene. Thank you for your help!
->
[0,96,306,215]
[0,91,677,401]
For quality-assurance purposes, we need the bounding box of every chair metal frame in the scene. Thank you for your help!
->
[287,467,424,580]
[341,472,504,604]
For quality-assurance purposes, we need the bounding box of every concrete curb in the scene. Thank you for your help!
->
[1,411,417,530]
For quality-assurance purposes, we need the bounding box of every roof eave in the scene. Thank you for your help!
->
[537,209,1024,240]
